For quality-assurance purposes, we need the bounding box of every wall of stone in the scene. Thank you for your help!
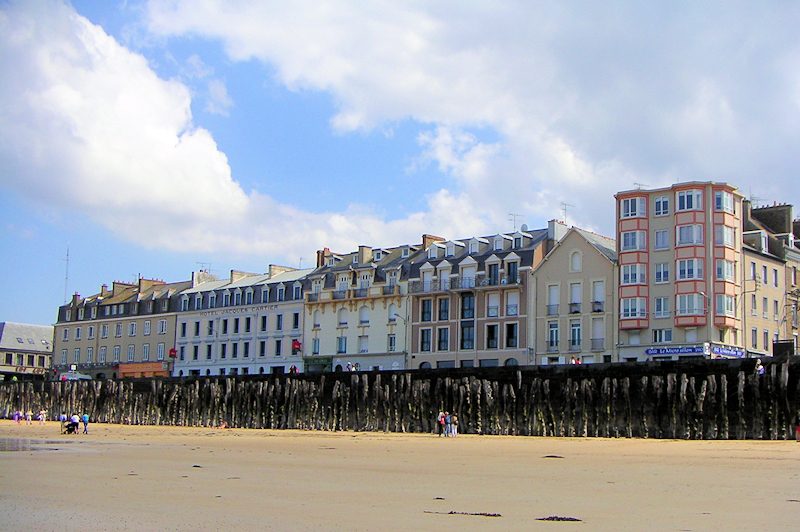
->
[1,358,798,439]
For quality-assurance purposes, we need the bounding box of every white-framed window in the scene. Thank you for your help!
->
[158,320,167,334]
[654,263,669,283]
[469,241,478,254]
[676,294,703,316]
[654,297,670,318]
[277,288,285,301]
[547,322,559,350]
[716,260,735,282]
[621,264,647,285]
[181,297,189,311]
[115,324,123,337]
[157,343,165,361]
[654,196,669,216]
[570,251,582,272]
[654,230,669,250]
[62,328,69,341]
[143,321,150,336]
[73,348,80,363]
[60,349,67,365]
[621,298,647,319]
[773,268,779,288]
[337,336,347,354]
[715,225,735,248]
[90,307,97,319]
[194,295,202,310]
[714,190,734,213]
[88,326,95,340]
[142,344,150,362]
[621,197,647,218]
[676,189,703,211]
[387,334,396,352]
[74,327,82,341]
[716,294,736,317]
[677,224,703,245]
[308,338,318,355]
[653,329,672,343]
[113,346,120,362]
[127,345,135,362]
[99,346,106,364]
[128,323,136,337]
[101,324,108,338]
[621,231,646,251]
[677,259,704,280]
[78,308,84,320]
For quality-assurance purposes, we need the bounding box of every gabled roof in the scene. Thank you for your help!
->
[0,322,54,352]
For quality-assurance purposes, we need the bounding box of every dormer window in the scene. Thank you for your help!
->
[514,237,522,249]
[245,290,253,305]
[494,238,503,251]
[469,242,478,254]
[223,293,231,307]
[209,294,216,308]
[428,246,438,259]
[65,309,71,321]
[402,248,409,258]
[194,295,202,310]
[261,289,269,303]
[181,297,189,311]
[234,292,242,306]
[328,257,335,266]
[78,308,84,320]
[293,286,302,300]
[446,244,455,257]
[277,287,285,301]
[374,251,382,261]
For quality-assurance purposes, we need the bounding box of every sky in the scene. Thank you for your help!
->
[2,0,800,326]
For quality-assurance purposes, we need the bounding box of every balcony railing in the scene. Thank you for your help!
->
[487,306,499,317]
[506,304,518,316]
[332,290,347,300]
[591,338,605,351]
[353,288,368,298]
[547,304,559,316]
[547,341,559,352]
[307,292,319,302]
[569,302,582,314]
[592,301,604,312]
[383,285,397,295]
[569,340,581,351]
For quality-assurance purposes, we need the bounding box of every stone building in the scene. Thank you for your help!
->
[0,322,53,381]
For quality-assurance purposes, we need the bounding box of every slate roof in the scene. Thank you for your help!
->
[0,322,54,352]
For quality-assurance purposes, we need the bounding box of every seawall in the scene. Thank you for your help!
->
[2,358,798,439]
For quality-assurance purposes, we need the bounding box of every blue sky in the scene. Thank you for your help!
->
[2,0,800,326]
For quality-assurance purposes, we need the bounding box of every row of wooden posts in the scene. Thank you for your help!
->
[1,359,798,439]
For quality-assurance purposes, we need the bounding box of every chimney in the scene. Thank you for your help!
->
[268,264,296,277]
[317,248,331,268]
[357,245,372,265]
[547,219,568,243]
[421,234,445,249]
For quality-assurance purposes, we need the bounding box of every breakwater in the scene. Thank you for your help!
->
[2,358,798,439]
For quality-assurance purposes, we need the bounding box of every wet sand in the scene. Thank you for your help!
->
[1,420,798,531]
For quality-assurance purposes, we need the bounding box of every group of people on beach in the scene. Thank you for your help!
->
[57,412,89,434]
[437,411,459,437]
[12,409,47,425]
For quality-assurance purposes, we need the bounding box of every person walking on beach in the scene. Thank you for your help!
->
[437,411,445,437]
[755,359,765,375]
[38,409,46,425]
[450,413,458,437]
[13,410,21,424]
[444,412,451,437]
[794,410,800,442]
[25,410,33,425]
[81,413,89,434]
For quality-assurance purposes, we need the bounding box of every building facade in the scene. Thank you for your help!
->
[0,322,53,381]
[532,228,617,365]
[172,267,310,377]
[54,278,190,379]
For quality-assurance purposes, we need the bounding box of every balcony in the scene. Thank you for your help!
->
[332,290,347,300]
[382,285,397,295]
[352,288,368,298]
[592,301,604,312]
[506,304,518,316]
[476,274,521,288]
[569,340,581,351]
[547,304,559,316]
[487,306,499,317]
[591,338,605,351]
[307,292,319,302]
[547,341,559,352]
[569,302,582,314]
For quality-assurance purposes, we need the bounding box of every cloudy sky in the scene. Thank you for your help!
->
[2,0,800,326]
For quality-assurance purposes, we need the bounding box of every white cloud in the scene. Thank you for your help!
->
[205,78,233,116]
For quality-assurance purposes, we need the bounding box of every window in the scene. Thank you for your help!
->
[677,259,704,280]
[420,329,432,351]
[143,321,150,336]
[654,196,669,216]
[486,324,499,349]
[181,298,189,312]
[127,345,134,362]
[387,334,396,352]
[505,323,518,348]
[763,297,768,318]
[570,251,582,272]
[716,295,736,317]
[276,314,283,331]
[654,230,669,250]
[715,225,735,248]
[209,294,216,308]
[245,317,251,333]
[223,293,231,306]
[115,324,123,337]
[621,231,646,251]
[233,318,240,334]
[677,224,703,245]
[207,320,214,335]
[246,291,253,305]
[180,323,187,338]
[99,346,106,364]
[461,294,475,319]
[774,268,779,288]
[421,299,432,321]
[716,260,735,282]
[86,347,93,363]
[75,327,82,341]
[142,344,150,362]
[774,299,779,319]
[676,294,703,316]
[621,197,646,218]
[751,294,757,315]
[654,297,670,318]
[62,328,69,341]
[101,324,108,339]
[547,322,559,350]
[206,345,212,360]
[60,349,68,364]
[193,346,199,360]
[621,264,646,285]
[194,321,200,337]
[292,312,300,330]
[621,298,647,319]
[274,340,281,357]
[234,292,242,306]
[438,298,449,320]
[715,190,734,213]
[113,346,120,362]
[277,288,285,301]
[74,348,80,363]
[569,321,581,350]
[438,328,449,351]
[337,336,347,354]
[654,263,669,284]
[220,344,227,359]
[158,320,167,334]
[194,296,202,310]
[751,327,758,349]
[653,329,672,343]
[676,189,703,211]
[311,338,319,355]
[507,261,519,282]
[460,323,474,349]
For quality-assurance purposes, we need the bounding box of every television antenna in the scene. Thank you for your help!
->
[633,182,648,190]
[62,244,70,304]
[196,261,212,273]
[560,202,574,226]
[508,213,524,231]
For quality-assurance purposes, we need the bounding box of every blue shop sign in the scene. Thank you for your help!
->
[710,345,746,358]
[644,346,706,356]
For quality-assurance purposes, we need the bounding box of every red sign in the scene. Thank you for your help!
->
[168,348,177,357]
[292,340,301,350]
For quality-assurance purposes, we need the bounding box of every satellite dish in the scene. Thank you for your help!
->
[520,224,528,232]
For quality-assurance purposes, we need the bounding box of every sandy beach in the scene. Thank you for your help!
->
[0,420,798,531]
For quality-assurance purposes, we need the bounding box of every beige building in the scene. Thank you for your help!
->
[532,228,617,365]
[0,322,53,381]
[54,278,190,379]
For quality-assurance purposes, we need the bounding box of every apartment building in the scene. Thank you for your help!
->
[303,243,414,372]
[172,267,310,377]
[54,277,191,379]
[532,228,617,365]
[404,222,566,369]
[0,322,53,381]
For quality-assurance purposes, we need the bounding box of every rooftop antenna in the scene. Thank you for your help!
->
[62,244,69,304]
[508,213,524,231]
[298,257,305,269]
[749,188,765,209]
[633,182,648,190]
[560,202,574,226]
[196,261,211,273]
